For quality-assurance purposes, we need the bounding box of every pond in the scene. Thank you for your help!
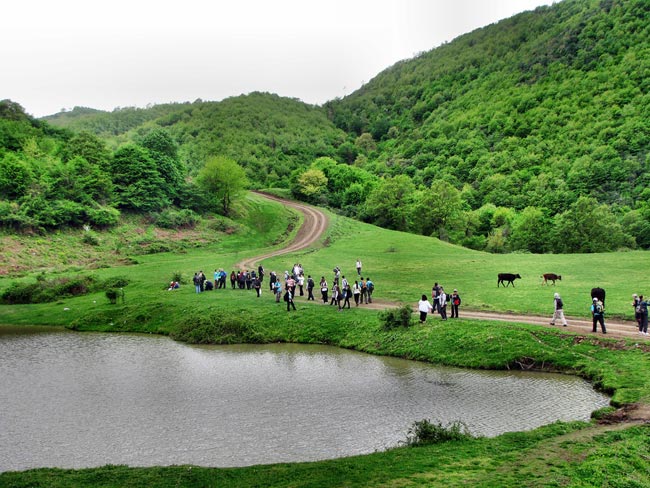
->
[0,326,609,472]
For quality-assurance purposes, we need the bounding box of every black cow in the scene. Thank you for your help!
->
[541,273,562,285]
[498,273,521,287]
[591,287,606,307]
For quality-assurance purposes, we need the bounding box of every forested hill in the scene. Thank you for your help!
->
[44,93,346,179]
[12,0,650,253]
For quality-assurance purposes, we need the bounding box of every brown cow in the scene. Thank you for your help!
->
[541,273,562,285]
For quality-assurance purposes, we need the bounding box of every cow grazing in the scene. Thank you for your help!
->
[498,273,522,287]
[541,273,562,285]
[591,287,606,307]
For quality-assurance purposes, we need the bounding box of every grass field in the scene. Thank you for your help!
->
[1,192,650,487]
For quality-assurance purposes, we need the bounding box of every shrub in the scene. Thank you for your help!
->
[105,289,119,304]
[379,304,414,330]
[0,275,128,304]
[404,419,473,446]
[86,206,120,228]
[154,208,199,229]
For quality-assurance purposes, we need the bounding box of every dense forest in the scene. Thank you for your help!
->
[3,0,650,253]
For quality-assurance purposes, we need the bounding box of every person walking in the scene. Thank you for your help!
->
[591,297,606,334]
[550,292,568,326]
[637,295,648,336]
[418,294,433,323]
[431,283,440,313]
[341,284,351,309]
[306,275,315,301]
[359,278,368,304]
[356,259,362,276]
[366,278,374,303]
[450,289,461,318]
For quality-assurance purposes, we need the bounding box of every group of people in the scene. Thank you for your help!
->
[418,284,462,323]
[187,260,376,313]
[553,291,650,336]
[270,262,375,312]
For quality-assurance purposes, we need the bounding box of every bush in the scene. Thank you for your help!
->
[0,275,128,304]
[379,304,414,330]
[404,419,473,446]
[105,289,119,304]
[86,206,120,228]
[154,208,199,229]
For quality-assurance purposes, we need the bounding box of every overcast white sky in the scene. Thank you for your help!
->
[3,0,553,117]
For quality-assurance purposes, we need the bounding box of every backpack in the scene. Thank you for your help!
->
[637,301,647,314]
[557,298,563,309]
[367,281,374,291]
[594,301,604,314]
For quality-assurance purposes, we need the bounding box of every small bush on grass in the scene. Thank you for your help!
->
[379,304,414,330]
[154,208,199,229]
[404,419,474,446]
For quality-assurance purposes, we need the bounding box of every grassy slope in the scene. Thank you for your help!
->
[1,193,650,487]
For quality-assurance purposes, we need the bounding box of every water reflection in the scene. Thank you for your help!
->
[0,328,609,472]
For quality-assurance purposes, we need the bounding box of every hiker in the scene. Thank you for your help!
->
[352,280,361,306]
[591,297,606,334]
[366,277,374,303]
[438,286,447,320]
[320,277,328,303]
[306,275,315,301]
[356,259,362,276]
[636,295,648,336]
[284,287,296,311]
[274,280,283,303]
[450,289,461,318]
[418,294,433,323]
[550,292,568,327]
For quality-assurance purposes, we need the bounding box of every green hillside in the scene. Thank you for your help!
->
[5,0,650,254]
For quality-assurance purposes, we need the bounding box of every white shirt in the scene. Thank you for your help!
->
[418,300,432,313]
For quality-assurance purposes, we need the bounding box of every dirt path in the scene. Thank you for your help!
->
[236,192,329,271]
[246,193,647,342]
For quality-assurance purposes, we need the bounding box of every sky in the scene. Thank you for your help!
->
[3,0,554,118]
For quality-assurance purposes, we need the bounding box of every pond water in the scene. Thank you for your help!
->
[0,326,609,472]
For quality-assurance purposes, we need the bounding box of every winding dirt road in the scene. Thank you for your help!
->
[236,192,329,271]
[245,193,646,342]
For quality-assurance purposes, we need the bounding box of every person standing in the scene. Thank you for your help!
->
[438,286,448,320]
[418,294,433,323]
[450,289,461,318]
[253,277,262,297]
[591,297,606,334]
[550,292,568,326]
[356,259,362,276]
[320,277,328,303]
[284,287,296,311]
[274,280,283,303]
[269,271,277,292]
[637,295,648,336]
[193,272,201,294]
[633,294,641,329]
[431,283,441,313]
[352,280,361,306]
[298,274,305,296]
[359,278,368,304]
[306,275,315,301]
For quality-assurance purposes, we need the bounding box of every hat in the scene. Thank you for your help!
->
[593,297,598,301]
[554,293,560,299]
[453,289,458,292]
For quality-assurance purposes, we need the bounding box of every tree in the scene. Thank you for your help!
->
[196,156,248,216]
[295,168,328,202]
[0,153,34,199]
[551,196,631,253]
[364,175,416,231]
[412,180,465,239]
[509,206,552,253]
[111,145,169,212]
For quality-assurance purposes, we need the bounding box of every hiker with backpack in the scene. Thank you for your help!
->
[450,289,461,318]
[366,278,375,303]
[591,297,606,334]
[550,292,568,327]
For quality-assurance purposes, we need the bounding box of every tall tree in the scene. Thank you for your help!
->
[196,156,248,216]
[111,145,169,212]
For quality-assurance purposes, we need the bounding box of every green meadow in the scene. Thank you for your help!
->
[1,193,650,487]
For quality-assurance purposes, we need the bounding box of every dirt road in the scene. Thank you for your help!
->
[246,193,646,342]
